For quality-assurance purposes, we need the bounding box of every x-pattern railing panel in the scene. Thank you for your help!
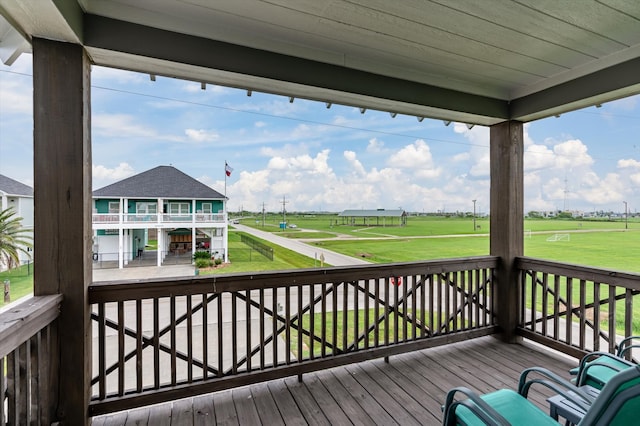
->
[517,256,639,358]
[89,257,498,414]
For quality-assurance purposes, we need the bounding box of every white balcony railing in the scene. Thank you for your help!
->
[92,212,226,225]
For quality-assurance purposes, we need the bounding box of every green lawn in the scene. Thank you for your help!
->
[198,230,321,275]
[289,308,428,359]
[241,213,635,239]
[0,263,35,307]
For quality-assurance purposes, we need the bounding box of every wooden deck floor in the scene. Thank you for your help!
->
[91,335,578,425]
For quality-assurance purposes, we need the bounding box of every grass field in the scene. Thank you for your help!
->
[198,230,320,275]
[0,263,34,307]
[242,215,640,273]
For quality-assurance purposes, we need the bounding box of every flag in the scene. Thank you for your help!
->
[225,162,233,177]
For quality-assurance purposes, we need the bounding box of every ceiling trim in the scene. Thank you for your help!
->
[83,14,509,123]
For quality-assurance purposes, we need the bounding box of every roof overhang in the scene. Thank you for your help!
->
[2,0,640,125]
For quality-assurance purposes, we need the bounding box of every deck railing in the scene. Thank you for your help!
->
[92,213,226,225]
[516,256,640,360]
[88,256,498,415]
[0,295,62,425]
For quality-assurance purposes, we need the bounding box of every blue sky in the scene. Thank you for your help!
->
[2,53,640,214]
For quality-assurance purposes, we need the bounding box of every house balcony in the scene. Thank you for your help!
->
[2,256,638,424]
[92,213,227,229]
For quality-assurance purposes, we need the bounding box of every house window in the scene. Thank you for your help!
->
[136,202,157,214]
[201,203,212,213]
[108,201,120,213]
[169,202,190,214]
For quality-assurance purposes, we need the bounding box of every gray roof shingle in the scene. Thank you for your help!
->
[93,166,225,199]
[0,174,33,197]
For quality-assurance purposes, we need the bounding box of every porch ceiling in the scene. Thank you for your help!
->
[2,0,640,125]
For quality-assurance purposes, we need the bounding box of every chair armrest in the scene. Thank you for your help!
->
[518,367,593,411]
[617,336,640,359]
[442,387,510,426]
[576,352,634,387]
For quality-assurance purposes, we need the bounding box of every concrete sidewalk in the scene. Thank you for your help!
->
[92,264,196,282]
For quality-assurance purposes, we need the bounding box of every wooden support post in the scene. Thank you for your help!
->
[33,38,92,424]
[490,121,523,343]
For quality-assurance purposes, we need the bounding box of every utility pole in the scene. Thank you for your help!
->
[262,202,266,227]
[624,201,628,229]
[281,196,288,231]
[472,199,477,231]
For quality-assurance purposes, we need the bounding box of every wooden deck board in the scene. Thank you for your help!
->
[192,394,215,426]
[283,376,332,426]
[266,379,305,426]
[249,383,285,426]
[231,387,262,425]
[92,336,578,425]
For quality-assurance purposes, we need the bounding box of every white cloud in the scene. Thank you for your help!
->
[93,113,184,142]
[525,144,555,171]
[452,152,470,162]
[618,158,640,169]
[367,138,384,152]
[388,140,441,178]
[93,163,135,182]
[0,77,32,115]
[553,139,593,168]
[344,150,366,175]
[185,128,219,142]
[580,173,624,205]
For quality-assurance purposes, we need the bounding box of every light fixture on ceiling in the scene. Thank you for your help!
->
[555,114,561,118]
[443,120,451,126]
[326,102,332,109]
[289,97,295,103]
[247,90,252,97]
[359,107,366,114]
[149,74,156,81]
[596,104,602,108]
[417,116,424,122]
[390,112,397,118]
[201,82,206,90]
[466,123,475,129]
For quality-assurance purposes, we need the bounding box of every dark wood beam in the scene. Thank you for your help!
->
[489,121,523,343]
[83,14,508,122]
[33,37,92,424]
[511,57,640,122]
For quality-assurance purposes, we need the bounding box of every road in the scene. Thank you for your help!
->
[232,223,371,266]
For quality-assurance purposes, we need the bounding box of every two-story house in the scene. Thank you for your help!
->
[0,174,34,270]
[92,165,227,268]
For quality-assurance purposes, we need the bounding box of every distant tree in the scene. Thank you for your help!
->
[0,207,32,270]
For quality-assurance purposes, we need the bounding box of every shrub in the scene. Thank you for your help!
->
[193,251,210,260]
[195,258,213,268]
[214,258,222,266]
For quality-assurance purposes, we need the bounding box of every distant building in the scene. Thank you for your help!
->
[0,174,34,270]
[92,166,228,268]
[338,209,407,226]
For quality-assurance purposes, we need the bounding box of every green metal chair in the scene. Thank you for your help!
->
[573,352,635,390]
[442,367,593,425]
[579,365,640,425]
[571,338,639,390]
[442,365,640,425]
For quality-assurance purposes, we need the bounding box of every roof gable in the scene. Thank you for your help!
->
[0,174,33,197]
[93,166,225,199]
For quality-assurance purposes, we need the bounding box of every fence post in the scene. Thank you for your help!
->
[3,279,9,303]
